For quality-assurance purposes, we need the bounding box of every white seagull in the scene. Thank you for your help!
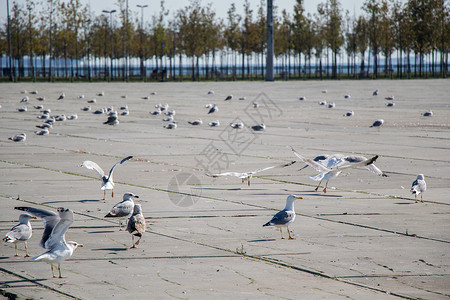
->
[9,133,26,142]
[291,147,379,193]
[14,207,83,278]
[411,174,426,203]
[105,192,139,229]
[263,195,303,240]
[3,213,35,257]
[206,161,296,186]
[81,156,133,200]
[127,204,146,248]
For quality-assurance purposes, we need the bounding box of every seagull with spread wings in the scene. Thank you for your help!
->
[81,156,133,200]
[206,161,296,186]
[291,147,379,193]
[298,153,388,177]
[14,207,83,278]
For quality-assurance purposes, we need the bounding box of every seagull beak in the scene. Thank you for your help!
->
[296,196,303,200]
[134,195,140,198]
[31,216,38,220]
[78,244,84,247]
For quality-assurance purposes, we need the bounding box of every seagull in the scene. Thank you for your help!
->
[150,92,157,95]
[298,154,388,177]
[36,123,52,129]
[127,204,146,248]
[207,90,214,95]
[3,213,35,257]
[121,95,127,99]
[150,110,161,115]
[34,105,44,110]
[263,195,303,240]
[208,120,220,127]
[163,116,174,122]
[344,94,351,99]
[411,174,426,203]
[165,110,176,116]
[30,90,38,95]
[188,119,203,125]
[385,96,394,100]
[37,96,45,101]
[230,122,244,129]
[14,207,83,278]
[208,104,218,114]
[224,95,233,101]
[251,124,266,131]
[67,114,78,120]
[386,102,395,107]
[206,161,296,186]
[344,110,354,117]
[423,110,433,117]
[105,192,139,229]
[120,105,128,111]
[20,96,29,103]
[55,114,66,122]
[17,106,27,112]
[290,147,379,193]
[78,94,85,99]
[87,99,96,104]
[373,89,379,96]
[120,110,129,116]
[164,122,177,129]
[97,91,105,96]
[81,106,91,111]
[205,104,213,108]
[299,96,306,101]
[35,129,49,136]
[81,156,133,200]
[370,119,384,128]
[57,93,65,100]
[321,90,327,93]
[142,96,150,100]
[104,112,119,125]
[238,96,246,100]
[319,100,327,106]
[253,102,259,108]
[327,102,335,108]
[9,133,26,142]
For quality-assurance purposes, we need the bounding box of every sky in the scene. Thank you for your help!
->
[1,0,368,23]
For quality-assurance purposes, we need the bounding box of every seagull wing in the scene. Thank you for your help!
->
[44,208,74,249]
[250,161,297,175]
[290,147,330,173]
[82,160,105,178]
[205,172,245,178]
[5,224,30,242]
[127,214,146,235]
[265,210,295,226]
[107,156,133,179]
[15,207,59,249]
[336,155,379,171]
[344,155,387,176]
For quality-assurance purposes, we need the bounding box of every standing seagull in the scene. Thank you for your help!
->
[208,104,218,114]
[291,147,379,193]
[206,161,296,186]
[105,192,139,230]
[14,207,83,278]
[370,119,384,129]
[263,195,303,239]
[81,156,133,200]
[3,213,35,257]
[411,174,426,203]
[127,204,146,248]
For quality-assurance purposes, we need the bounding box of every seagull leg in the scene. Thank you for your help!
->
[280,228,285,239]
[135,236,142,246]
[102,190,106,201]
[421,194,424,203]
[58,264,66,278]
[14,244,19,257]
[287,228,295,240]
[24,241,30,257]
[414,194,418,203]
[314,181,322,192]
[51,264,56,278]
[323,180,329,193]
[130,236,136,248]
[111,189,114,198]
[248,177,251,186]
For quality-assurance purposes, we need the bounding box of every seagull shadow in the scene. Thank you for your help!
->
[247,239,277,243]
[395,202,414,205]
[91,248,128,252]
[87,230,115,234]
[42,199,100,204]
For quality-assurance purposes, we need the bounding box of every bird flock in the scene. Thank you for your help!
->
[3,86,430,280]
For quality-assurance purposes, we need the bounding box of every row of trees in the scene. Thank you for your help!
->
[0,0,448,81]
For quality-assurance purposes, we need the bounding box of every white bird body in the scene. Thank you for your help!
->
[291,147,379,193]
[411,174,426,202]
[14,207,83,278]
[82,156,133,200]
[3,214,34,257]
[263,195,303,239]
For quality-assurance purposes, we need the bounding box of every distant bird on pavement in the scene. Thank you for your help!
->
[411,174,426,203]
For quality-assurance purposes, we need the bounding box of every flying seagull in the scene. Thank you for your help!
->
[3,213,35,257]
[263,195,303,239]
[105,192,139,230]
[290,147,379,193]
[127,204,146,248]
[81,156,133,200]
[411,174,426,203]
[206,161,296,186]
[14,207,83,278]
[298,154,388,177]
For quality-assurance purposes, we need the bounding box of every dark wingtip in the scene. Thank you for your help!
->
[104,213,114,218]
[382,173,389,177]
